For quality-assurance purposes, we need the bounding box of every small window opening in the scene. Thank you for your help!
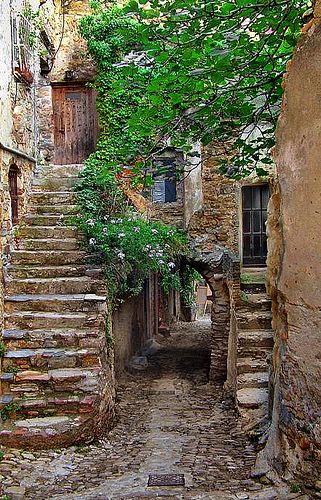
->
[9,165,20,225]
[11,2,35,84]
[152,158,177,203]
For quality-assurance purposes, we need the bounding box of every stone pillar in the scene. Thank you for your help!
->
[206,274,230,383]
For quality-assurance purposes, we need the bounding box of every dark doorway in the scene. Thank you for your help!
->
[9,164,19,225]
[242,184,269,267]
[52,84,98,165]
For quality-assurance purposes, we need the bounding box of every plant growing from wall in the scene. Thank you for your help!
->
[0,402,21,422]
[75,6,194,307]
[0,341,6,358]
[180,265,202,306]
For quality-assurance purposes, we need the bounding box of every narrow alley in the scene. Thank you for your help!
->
[0,320,294,500]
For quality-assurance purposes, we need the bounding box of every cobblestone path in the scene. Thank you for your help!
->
[0,321,306,499]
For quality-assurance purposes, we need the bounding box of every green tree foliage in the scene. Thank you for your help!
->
[80,0,310,177]
[76,0,309,305]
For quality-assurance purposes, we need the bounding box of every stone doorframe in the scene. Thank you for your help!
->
[187,244,240,386]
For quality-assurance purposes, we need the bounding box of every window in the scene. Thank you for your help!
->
[152,158,177,203]
[242,184,270,266]
[11,4,34,84]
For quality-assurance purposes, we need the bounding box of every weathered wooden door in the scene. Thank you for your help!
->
[242,184,270,266]
[52,85,98,165]
[9,164,19,224]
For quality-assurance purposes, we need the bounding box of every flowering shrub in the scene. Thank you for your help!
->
[75,161,188,307]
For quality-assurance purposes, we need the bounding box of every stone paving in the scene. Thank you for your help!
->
[0,320,311,499]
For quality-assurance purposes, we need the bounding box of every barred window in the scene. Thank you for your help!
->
[11,4,34,82]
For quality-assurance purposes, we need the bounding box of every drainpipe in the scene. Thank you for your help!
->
[0,142,36,163]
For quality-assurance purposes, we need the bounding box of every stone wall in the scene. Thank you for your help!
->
[113,295,148,376]
[188,148,240,255]
[258,7,321,483]
[112,275,158,376]
[49,0,96,83]
[0,0,40,331]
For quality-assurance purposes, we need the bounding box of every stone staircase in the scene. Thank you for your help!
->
[0,164,113,449]
[236,277,274,433]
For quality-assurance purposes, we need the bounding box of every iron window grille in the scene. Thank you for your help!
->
[11,9,35,82]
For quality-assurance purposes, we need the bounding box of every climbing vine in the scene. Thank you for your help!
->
[79,0,310,177]
[76,6,192,307]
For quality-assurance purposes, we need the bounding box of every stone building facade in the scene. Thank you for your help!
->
[256,4,321,484]
[0,0,40,336]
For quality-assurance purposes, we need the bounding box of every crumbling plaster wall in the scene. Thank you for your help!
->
[258,10,321,482]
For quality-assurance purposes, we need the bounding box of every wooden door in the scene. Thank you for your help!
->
[9,165,19,224]
[242,184,270,266]
[52,85,98,165]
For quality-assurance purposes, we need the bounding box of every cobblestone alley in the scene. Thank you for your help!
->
[0,321,307,499]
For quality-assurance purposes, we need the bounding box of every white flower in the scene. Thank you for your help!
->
[133,227,140,232]
[159,260,165,265]
[117,251,125,260]
[89,238,96,246]
[110,219,116,224]
[102,227,108,234]
[168,262,175,269]
[151,228,158,234]
[118,232,125,238]
[86,219,95,227]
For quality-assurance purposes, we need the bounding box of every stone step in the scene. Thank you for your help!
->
[6,276,103,295]
[237,311,272,330]
[237,347,272,361]
[35,164,84,177]
[11,392,99,419]
[0,414,93,449]
[237,357,268,375]
[4,294,106,314]
[6,264,88,279]
[239,293,272,312]
[241,282,266,294]
[238,330,274,349]
[29,192,75,206]
[19,226,78,239]
[4,310,104,330]
[7,367,101,393]
[32,176,79,192]
[10,250,88,266]
[2,348,100,371]
[236,388,268,409]
[28,204,79,215]
[237,372,269,389]
[16,238,80,251]
[3,328,103,349]
[23,215,67,226]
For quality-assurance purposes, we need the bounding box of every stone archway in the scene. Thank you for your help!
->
[185,243,241,387]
